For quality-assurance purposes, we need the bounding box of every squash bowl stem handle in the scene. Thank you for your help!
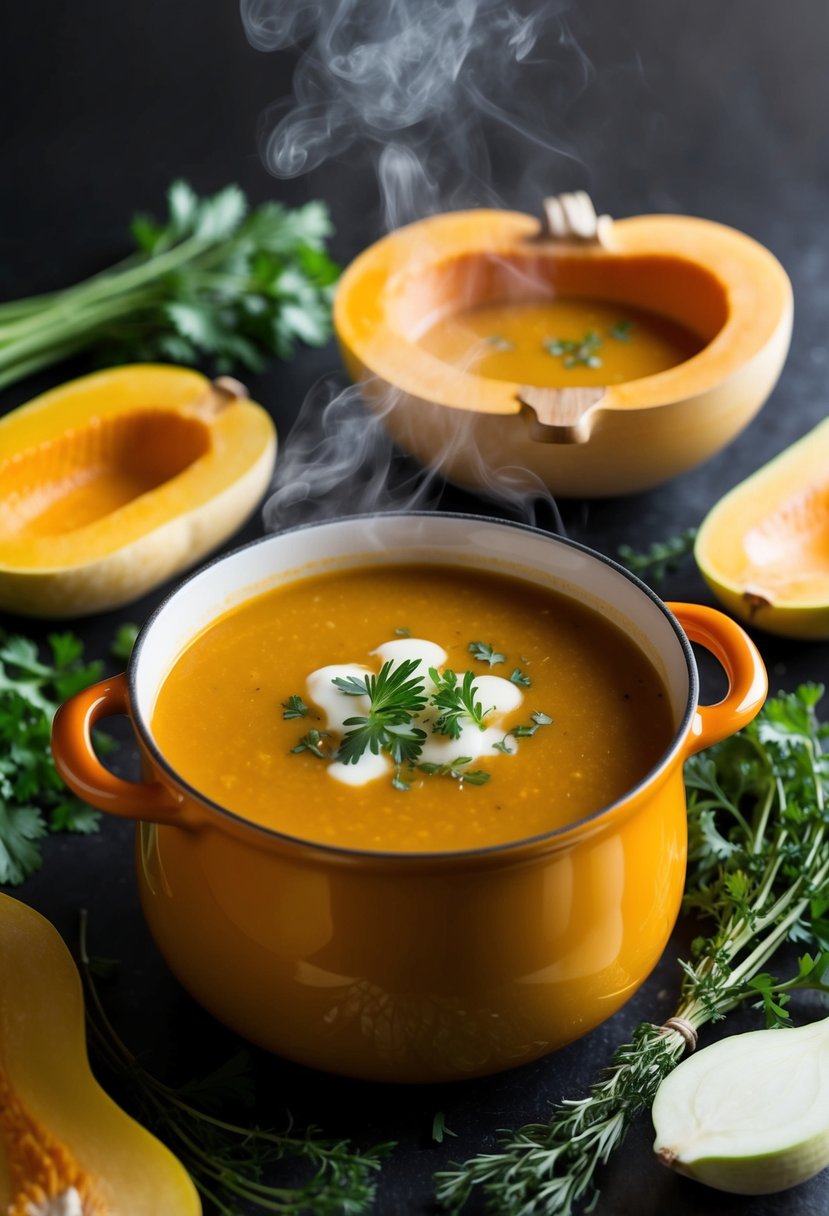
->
[52,673,190,827]
[518,386,607,443]
[668,602,768,756]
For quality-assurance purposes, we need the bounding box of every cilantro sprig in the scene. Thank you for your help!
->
[0,630,109,885]
[0,180,339,391]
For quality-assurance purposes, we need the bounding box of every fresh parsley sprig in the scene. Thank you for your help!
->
[334,659,428,766]
[435,685,829,1214]
[0,629,111,885]
[430,669,492,740]
[0,181,339,390]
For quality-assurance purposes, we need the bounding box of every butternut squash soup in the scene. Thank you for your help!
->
[418,298,704,388]
[150,564,674,852]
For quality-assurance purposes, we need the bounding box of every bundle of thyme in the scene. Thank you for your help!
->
[435,684,829,1214]
[79,915,392,1215]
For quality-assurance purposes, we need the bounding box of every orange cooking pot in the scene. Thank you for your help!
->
[51,514,766,1083]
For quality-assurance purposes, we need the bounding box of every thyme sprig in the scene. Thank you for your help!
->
[435,685,829,1215]
[79,914,393,1215]
[617,528,697,585]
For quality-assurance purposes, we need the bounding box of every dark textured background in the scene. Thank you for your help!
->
[1,1,828,1212]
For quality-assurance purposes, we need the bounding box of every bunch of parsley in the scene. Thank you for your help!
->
[0,181,339,389]
[0,631,105,884]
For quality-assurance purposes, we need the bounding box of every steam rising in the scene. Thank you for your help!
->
[262,376,564,533]
[245,0,581,531]
[243,0,586,223]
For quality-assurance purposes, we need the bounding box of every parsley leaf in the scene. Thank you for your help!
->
[0,628,112,884]
[110,622,140,663]
[282,694,311,720]
[468,641,505,667]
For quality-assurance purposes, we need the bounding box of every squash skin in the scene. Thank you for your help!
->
[334,209,793,497]
[0,365,277,617]
[695,418,829,639]
[0,893,201,1215]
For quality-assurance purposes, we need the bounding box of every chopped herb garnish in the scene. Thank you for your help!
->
[418,757,491,785]
[485,335,515,351]
[510,668,532,687]
[504,710,554,743]
[394,626,412,638]
[468,641,505,667]
[544,330,603,369]
[430,668,492,739]
[609,319,634,342]
[492,739,516,755]
[287,658,549,791]
[291,729,330,758]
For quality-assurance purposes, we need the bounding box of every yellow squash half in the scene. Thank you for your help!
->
[695,417,829,639]
[335,199,792,497]
[0,893,201,1215]
[0,364,277,617]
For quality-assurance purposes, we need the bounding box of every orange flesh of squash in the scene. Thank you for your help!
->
[0,894,201,1215]
[695,417,829,638]
[0,1070,106,1215]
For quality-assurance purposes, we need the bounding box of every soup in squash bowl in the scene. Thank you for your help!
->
[334,192,792,497]
[52,514,766,1083]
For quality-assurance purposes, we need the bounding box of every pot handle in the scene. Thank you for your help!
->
[667,603,767,756]
[51,673,191,827]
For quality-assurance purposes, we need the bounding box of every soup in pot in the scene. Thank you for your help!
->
[150,563,674,852]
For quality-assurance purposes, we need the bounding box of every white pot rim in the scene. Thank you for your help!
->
[129,510,698,860]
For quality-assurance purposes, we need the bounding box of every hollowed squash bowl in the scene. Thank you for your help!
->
[334,196,792,498]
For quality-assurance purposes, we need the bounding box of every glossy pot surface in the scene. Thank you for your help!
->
[52,514,767,1082]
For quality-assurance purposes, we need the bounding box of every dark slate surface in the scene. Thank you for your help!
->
[1,2,828,1213]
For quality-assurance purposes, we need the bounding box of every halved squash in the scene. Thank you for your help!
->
[695,417,829,639]
[0,893,201,1215]
[0,365,276,617]
[334,195,792,497]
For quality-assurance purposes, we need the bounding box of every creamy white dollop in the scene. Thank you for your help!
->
[305,638,523,786]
